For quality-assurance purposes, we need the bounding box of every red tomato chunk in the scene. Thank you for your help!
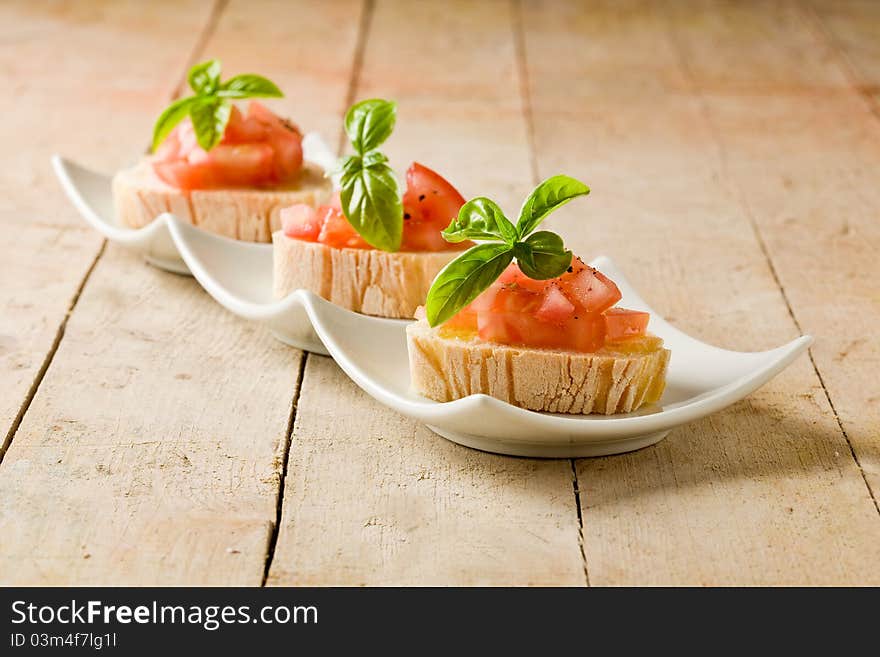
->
[153,101,303,190]
[446,259,648,353]
[281,162,471,252]
[604,308,650,342]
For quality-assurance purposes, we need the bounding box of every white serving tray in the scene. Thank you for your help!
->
[53,147,812,457]
[51,132,337,275]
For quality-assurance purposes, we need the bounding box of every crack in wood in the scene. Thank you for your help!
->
[662,2,880,517]
[0,242,106,466]
[262,352,309,586]
[263,0,374,585]
[0,0,229,468]
[511,0,592,587]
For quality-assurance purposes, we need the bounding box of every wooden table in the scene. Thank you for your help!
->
[1,0,878,586]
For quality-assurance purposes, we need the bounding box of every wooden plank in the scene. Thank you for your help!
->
[666,0,880,512]
[0,0,362,585]
[0,0,212,454]
[521,0,880,585]
[267,0,586,586]
[808,0,880,109]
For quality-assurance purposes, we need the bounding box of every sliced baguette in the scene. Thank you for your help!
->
[273,232,461,319]
[407,320,670,415]
[112,160,331,242]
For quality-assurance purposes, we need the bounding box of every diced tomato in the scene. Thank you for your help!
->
[442,307,478,332]
[281,204,320,241]
[496,263,548,294]
[281,163,468,253]
[490,284,543,314]
[224,105,268,143]
[280,193,369,249]
[401,162,469,252]
[535,284,575,324]
[317,204,372,249]
[558,258,622,313]
[604,308,649,342]
[153,101,303,191]
[443,260,633,353]
[477,308,605,352]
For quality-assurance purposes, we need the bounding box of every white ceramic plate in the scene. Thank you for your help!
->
[51,132,337,276]
[167,231,810,457]
[52,143,812,457]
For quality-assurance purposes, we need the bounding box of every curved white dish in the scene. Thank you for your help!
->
[51,143,812,456]
[170,231,811,456]
[51,132,337,276]
[164,214,406,356]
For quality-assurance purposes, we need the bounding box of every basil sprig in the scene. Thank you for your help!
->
[152,59,283,152]
[425,175,589,327]
[338,99,403,252]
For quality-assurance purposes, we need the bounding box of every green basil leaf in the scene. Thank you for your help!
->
[336,154,362,179]
[340,161,403,252]
[362,150,389,167]
[151,96,197,152]
[514,231,573,280]
[217,74,284,99]
[190,98,231,151]
[425,243,514,327]
[344,99,396,154]
[188,59,222,94]
[516,174,590,238]
[442,197,517,244]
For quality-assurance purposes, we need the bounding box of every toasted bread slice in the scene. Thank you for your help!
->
[273,232,461,319]
[407,320,670,415]
[112,160,331,242]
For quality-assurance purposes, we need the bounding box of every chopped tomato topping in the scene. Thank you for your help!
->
[400,162,469,252]
[443,259,648,354]
[153,101,303,191]
[557,258,621,313]
[604,308,650,342]
[281,163,470,252]
[280,204,320,241]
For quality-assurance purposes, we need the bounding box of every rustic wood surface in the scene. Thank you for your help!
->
[0,0,877,586]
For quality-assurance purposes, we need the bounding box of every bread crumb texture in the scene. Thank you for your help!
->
[113,160,330,242]
[406,320,670,414]
[273,233,459,319]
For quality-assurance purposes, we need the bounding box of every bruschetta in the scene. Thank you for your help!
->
[272,99,470,319]
[112,60,330,241]
[407,176,669,415]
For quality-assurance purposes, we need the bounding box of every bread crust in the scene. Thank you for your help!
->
[112,160,331,242]
[406,320,670,415]
[272,232,461,319]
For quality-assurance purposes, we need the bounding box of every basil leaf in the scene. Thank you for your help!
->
[340,161,403,252]
[516,175,590,238]
[514,231,573,280]
[344,99,396,154]
[425,243,514,327]
[190,98,231,151]
[337,154,362,179]
[218,74,284,99]
[442,197,517,244]
[362,150,389,167]
[151,96,197,151]
[188,59,222,95]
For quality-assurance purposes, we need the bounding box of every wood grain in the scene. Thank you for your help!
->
[520,0,880,585]
[0,0,362,585]
[665,0,880,506]
[0,248,302,585]
[0,0,212,455]
[266,0,586,586]
[808,0,880,111]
